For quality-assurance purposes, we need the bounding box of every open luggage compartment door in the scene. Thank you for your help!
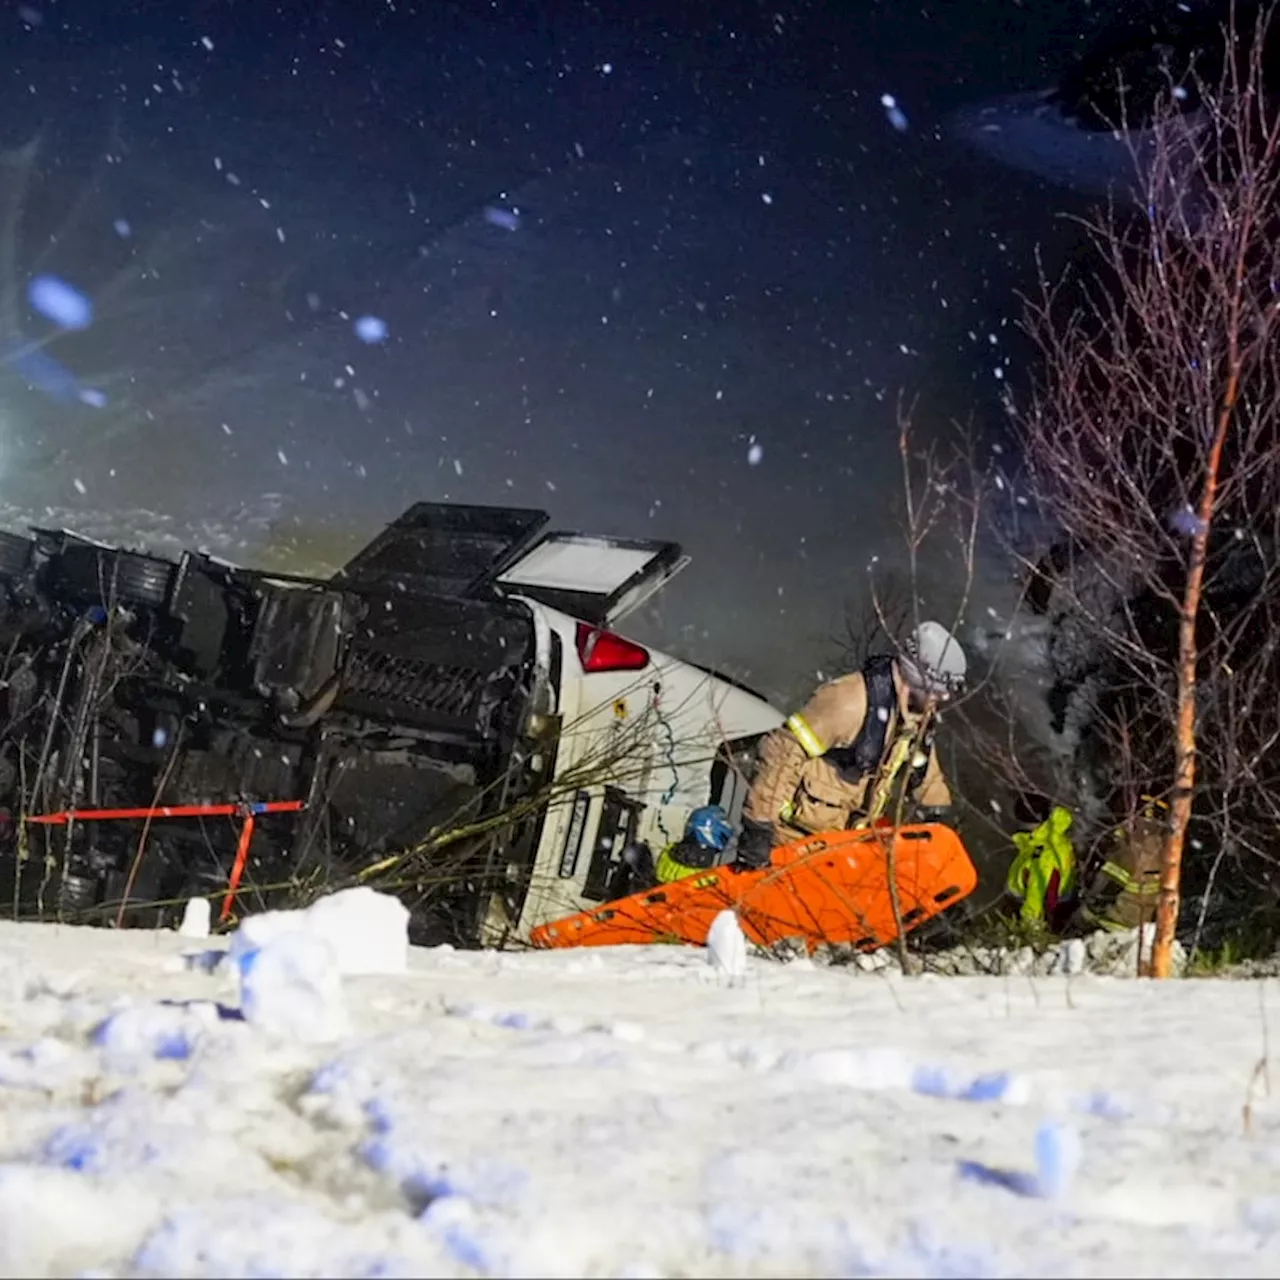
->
[529,823,978,953]
[333,504,687,625]
[335,503,551,598]
[498,532,689,627]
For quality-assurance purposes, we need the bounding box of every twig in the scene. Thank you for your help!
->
[115,722,186,928]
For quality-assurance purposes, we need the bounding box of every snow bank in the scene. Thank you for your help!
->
[0,916,1277,1278]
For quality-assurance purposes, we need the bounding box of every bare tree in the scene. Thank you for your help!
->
[1000,2,1280,976]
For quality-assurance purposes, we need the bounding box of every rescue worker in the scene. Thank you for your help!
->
[654,805,735,883]
[1005,802,1079,932]
[1076,796,1166,932]
[618,804,735,893]
[735,621,967,869]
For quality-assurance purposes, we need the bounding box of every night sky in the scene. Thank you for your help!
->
[0,0,1107,704]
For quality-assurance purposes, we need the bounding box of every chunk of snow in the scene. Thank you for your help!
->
[747,442,764,465]
[304,887,411,975]
[912,1064,1031,1105]
[1059,937,1086,975]
[1033,1120,1082,1198]
[28,274,94,330]
[178,897,211,939]
[237,930,350,1043]
[229,887,409,978]
[958,1117,1082,1201]
[707,909,747,981]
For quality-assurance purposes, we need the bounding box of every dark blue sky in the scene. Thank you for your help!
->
[0,0,1101,701]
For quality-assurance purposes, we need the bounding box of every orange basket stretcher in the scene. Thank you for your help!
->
[529,822,977,953]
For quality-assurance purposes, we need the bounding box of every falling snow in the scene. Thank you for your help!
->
[353,316,388,344]
[483,206,522,231]
[1169,505,1209,538]
[28,275,94,330]
[880,92,909,132]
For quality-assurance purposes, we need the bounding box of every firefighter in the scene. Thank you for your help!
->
[655,805,736,883]
[1076,796,1166,932]
[735,621,967,869]
[617,804,735,893]
[1003,796,1166,937]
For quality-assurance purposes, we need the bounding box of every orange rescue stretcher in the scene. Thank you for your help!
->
[529,822,977,953]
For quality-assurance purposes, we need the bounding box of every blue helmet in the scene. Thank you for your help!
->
[685,804,734,851]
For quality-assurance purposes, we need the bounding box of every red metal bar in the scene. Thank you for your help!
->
[220,812,258,924]
[20,799,306,925]
[26,801,305,825]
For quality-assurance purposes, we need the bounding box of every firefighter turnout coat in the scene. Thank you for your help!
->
[744,655,952,840]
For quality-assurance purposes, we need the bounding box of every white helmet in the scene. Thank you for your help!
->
[899,620,967,697]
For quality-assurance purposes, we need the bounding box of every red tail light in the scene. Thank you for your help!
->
[575,622,650,673]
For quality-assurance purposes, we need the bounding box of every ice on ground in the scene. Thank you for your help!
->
[0,917,1278,1278]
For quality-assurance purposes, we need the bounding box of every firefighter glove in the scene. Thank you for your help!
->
[917,805,954,825]
[734,817,776,870]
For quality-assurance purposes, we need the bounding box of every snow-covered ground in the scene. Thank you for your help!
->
[2,900,1280,1279]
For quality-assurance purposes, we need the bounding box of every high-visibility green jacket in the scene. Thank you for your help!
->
[654,837,718,884]
[1006,805,1077,924]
